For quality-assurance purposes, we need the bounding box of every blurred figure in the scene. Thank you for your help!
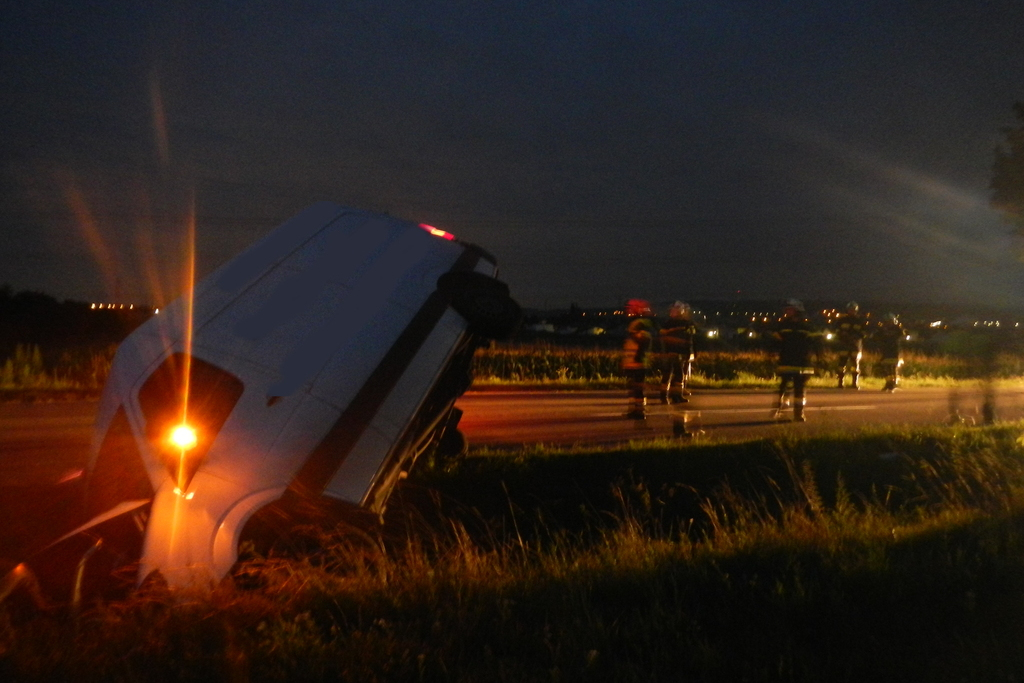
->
[772,299,821,422]
[835,301,866,389]
[657,300,697,404]
[875,313,905,392]
[938,327,1006,425]
[973,327,1002,424]
[622,299,654,420]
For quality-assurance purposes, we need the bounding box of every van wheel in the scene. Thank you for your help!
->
[433,407,467,461]
[435,427,468,459]
[437,271,522,339]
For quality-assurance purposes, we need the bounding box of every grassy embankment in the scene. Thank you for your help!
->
[5,423,1024,680]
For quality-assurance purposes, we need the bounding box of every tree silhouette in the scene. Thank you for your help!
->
[0,286,152,361]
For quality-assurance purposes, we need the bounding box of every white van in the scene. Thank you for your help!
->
[4,203,519,599]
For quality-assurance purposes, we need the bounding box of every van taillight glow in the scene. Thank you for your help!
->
[419,224,456,240]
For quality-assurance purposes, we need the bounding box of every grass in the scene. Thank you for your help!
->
[6,424,1024,680]
[2,342,1022,398]
[472,369,1007,392]
[471,345,1024,391]
[0,344,112,396]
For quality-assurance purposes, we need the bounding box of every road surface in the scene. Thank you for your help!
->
[2,386,1024,488]
[455,385,1024,447]
[0,400,96,487]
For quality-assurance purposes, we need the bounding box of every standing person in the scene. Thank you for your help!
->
[772,299,821,422]
[622,299,654,420]
[835,301,866,389]
[875,313,905,392]
[657,301,697,404]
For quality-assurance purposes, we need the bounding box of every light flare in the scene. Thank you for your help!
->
[168,199,198,556]
[130,189,173,311]
[178,199,197,489]
[58,172,119,299]
[149,71,170,165]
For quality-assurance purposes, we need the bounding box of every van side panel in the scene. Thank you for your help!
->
[286,247,481,498]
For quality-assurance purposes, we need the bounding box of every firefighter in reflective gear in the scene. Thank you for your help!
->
[875,313,905,392]
[835,301,866,389]
[772,299,822,422]
[657,301,697,404]
[622,299,653,419]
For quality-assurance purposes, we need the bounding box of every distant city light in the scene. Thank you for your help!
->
[91,301,146,311]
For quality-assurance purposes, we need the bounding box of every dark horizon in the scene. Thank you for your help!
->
[7,282,1024,322]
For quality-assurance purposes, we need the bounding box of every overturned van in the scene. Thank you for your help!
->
[4,202,519,600]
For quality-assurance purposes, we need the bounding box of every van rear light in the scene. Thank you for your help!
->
[418,223,456,240]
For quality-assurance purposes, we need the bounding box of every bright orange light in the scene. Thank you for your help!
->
[419,223,456,240]
[169,424,198,451]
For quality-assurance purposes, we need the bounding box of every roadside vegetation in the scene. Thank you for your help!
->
[2,341,1024,397]
[5,423,1024,680]
[0,344,114,399]
[0,288,147,398]
[471,343,1024,390]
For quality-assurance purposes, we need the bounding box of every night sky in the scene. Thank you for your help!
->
[3,1,1024,311]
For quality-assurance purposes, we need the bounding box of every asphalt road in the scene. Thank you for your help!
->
[455,385,1024,447]
[0,400,95,487]
[3,386,1024,489]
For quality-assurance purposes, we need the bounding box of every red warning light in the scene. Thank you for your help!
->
[419,223,456,240]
